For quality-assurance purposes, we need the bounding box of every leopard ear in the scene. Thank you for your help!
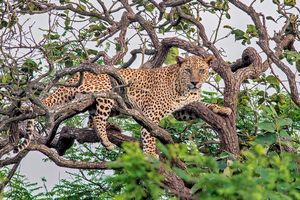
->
[176,56,185,64]
[204,55,214,65]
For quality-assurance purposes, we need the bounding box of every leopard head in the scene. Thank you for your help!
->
[175,55,213,96]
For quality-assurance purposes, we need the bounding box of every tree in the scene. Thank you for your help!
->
[0,0,299,199]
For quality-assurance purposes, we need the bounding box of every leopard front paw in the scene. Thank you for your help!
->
[216,107,232,116]
[145,152,160,160]
[103,142,115,150]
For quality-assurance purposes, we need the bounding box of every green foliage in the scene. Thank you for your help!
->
[48,170,113,199]
[108,143,163,200]
[3,170,43,200]
[0,20,8,29]
[224,24,258,45]
[160,115,219,154]
[0,74,13,84]
[210,0,229,11]
[64,115,84,128]
[21,59,39,75]
[44,33,60,40]
[109,117,141,139]
[236,81,300,149]
[64,142,120,163]
[42,141,299,200]
[164,144,300,200]
[164,47,179,65]
[284,0,296,6]
[284,50,300,72]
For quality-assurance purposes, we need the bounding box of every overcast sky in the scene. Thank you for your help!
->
[12,0,300,191]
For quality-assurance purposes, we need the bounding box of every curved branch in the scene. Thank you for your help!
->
[144,37,208,68]
[229,0,300,106]
[29,144,109,169]
[122,49,156,68]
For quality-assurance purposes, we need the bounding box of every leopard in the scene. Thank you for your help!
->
[16,55,231,157]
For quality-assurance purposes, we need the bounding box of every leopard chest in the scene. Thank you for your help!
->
[151,91,199,118]
[171,91,199,112]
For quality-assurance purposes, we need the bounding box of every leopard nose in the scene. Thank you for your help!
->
[191,81,199,86]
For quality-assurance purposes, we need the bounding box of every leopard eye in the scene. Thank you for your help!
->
[199,69,206,74]
[185,68,192,74]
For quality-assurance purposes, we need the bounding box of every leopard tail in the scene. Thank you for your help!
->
[14,118,34,153]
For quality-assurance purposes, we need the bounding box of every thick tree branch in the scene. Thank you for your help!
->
[29,144,109,169]
[51,125,137,156]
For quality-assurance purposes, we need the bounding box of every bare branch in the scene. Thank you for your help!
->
[29,144,109,169]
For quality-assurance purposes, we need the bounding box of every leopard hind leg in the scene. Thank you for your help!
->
[87,105,96,128]
[141,128,158,159]
[141,110,163,159]
[92,98,115,150]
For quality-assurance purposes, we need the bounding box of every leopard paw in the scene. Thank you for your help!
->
[103,142,115,150]
[216,107,232,116]
[145,152,160,160]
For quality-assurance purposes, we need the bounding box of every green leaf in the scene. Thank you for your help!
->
[115,43,121,51]
[21,59,38,73]
[0,20,8,29]
[214,74,222,82]
[253,144,267,155]
[97,59,104,65]
[266,16,276,23]
[283,50,300,64]
[77,4,87,11]
[44,33,60,40]
[277,118,293,127]
[296,60,300,73]
[89,24,106,32]
[164,47,179,65]
[64,60,73,67]
[173,167,191,181]
[145,4,155,12]
[27,2,37,11]
[254,133,277,145]
[246,24,258,37]
[59,0,70,3]
[225,13,231,19]
[223,25,233,30]
[266,75,280,86]
[232,29,245,41]
[284,0,296,6]
[64,17,71,29]
[0,74,12,84]
[258,121,275,132]
[191,182,203,194]
[87,49,98,55]
[50,33,60,40]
